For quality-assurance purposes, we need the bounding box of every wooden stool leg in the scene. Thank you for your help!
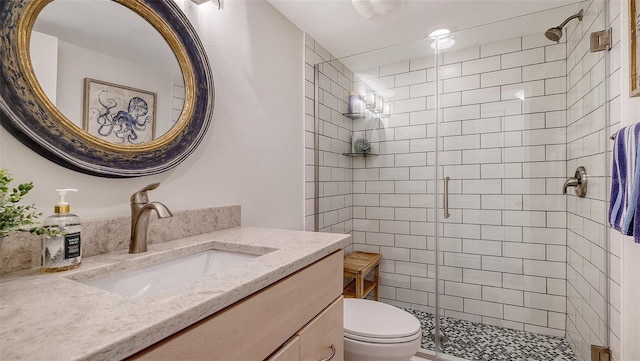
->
[356,273,364,299]
[374,264,380,301]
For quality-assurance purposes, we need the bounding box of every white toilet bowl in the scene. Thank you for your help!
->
[343,298,422,361]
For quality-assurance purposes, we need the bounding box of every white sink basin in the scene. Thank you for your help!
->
[84,249,258,299]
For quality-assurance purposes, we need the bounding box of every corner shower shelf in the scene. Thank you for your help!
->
[342,113,369,120]
[343,112,389,120]
[342,153,378,157]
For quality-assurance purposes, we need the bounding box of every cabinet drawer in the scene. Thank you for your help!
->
[298,297,344,361]
[267,336,300,361]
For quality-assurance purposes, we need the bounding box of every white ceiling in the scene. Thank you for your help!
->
[268,0,583,64]
[33,0,584,74]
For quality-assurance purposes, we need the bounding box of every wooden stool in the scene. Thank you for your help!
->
[343,251,381,301]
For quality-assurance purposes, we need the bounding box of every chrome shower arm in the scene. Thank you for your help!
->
[557,9,583,28]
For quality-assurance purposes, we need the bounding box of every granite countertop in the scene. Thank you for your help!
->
[0,226,351,361]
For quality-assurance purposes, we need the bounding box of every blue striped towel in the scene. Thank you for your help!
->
[609,122,640,243]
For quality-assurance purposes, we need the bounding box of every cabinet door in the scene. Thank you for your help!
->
[267,336,300,361]
[298,297,344,361]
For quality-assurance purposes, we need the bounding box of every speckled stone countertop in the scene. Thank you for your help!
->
[0,227,351,361]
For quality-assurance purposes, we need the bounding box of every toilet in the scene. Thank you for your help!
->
[343,298,422,361]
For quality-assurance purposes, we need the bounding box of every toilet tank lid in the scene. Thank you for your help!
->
[343,298,421,339]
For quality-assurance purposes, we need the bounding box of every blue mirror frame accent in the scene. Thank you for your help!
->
[0,0,214,177]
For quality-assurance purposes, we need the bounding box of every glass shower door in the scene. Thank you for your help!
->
[433,1,609,360]
[340,35,440,354]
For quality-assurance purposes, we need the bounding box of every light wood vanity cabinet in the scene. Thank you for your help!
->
[129,251,344,361]
[297,297,343,361]
[267,336,300,361]
[267,297,343,361]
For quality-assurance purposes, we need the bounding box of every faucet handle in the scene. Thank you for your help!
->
[130,182,160,204]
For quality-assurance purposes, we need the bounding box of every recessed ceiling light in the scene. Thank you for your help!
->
[430,38,455,50]
[428,28,450,38]
[352,0,404,19]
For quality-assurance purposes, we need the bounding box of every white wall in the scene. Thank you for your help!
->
[56,40,174,132]
[610,0,640,359]
[0,0,304,230]
[29,31,58,105]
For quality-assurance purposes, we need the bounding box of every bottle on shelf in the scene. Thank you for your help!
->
[348,92,365,115]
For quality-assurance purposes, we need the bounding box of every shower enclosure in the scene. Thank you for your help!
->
[306,1,610,360]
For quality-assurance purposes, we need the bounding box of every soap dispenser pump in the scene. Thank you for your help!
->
[42,189,82,272]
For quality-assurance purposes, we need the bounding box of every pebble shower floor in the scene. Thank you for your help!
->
[403,308,577,361]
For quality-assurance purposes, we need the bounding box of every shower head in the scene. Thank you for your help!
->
[545,9,584,42]
[545,27,564,42]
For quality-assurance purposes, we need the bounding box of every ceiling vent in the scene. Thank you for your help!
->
[351,0,404,19]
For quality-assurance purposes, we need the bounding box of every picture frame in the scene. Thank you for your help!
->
[83,78,157,144]
[632,0,640,97]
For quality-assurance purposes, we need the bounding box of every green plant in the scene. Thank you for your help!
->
[0,169,48,237]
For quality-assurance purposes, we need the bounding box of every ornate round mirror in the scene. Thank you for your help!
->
[0,0,214,177]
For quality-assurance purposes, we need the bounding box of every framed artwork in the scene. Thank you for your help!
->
[632,0,640,97]
[83,78,157,144]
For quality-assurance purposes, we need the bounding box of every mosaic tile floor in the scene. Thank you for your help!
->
[404,308,577,361]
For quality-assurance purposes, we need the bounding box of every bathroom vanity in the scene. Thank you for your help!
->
[0,227,350,361]
[128,252,344,360]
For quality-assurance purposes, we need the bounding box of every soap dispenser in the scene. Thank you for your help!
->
[42,189,82,272]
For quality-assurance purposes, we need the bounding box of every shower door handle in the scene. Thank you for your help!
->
[443,176,450,219]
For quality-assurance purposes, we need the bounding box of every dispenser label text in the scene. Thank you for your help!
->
[65,232,81,259]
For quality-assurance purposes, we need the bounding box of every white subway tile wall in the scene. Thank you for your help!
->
[352,28,570,336]
[304,35,354,241]
[564,2,609,361]
[306,0,612,355]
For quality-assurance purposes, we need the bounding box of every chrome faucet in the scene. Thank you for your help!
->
[129,183,173,254]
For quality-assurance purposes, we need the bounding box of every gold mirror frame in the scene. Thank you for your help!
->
[0,0,214,177]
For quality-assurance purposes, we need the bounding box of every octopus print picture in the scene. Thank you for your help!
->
[83,78,157,144]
